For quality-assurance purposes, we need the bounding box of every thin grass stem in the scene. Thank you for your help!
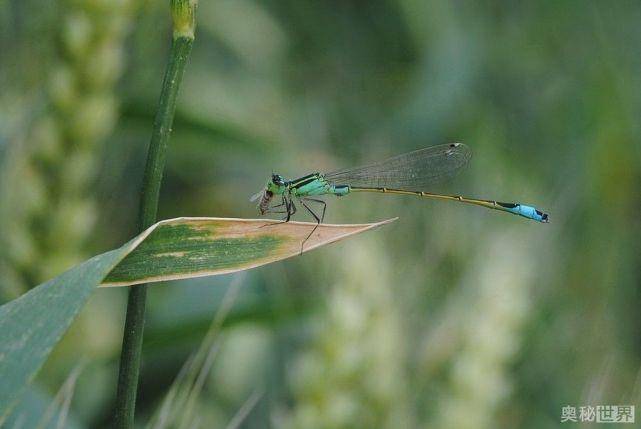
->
[114,2,197,427]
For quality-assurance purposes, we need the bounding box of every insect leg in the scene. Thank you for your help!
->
[259,195,290,228]
[286,194,297,222]
[302,198,326,224]
[299,198,321,253]
[264,198,288,215]
[271,198,286,210]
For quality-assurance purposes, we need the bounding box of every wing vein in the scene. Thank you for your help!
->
[323,143,471,191]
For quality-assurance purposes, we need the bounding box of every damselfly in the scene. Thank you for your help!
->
[251,143,548,248]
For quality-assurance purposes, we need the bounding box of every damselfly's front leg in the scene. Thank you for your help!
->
[271,202,286,210]
[266,195,288,215]
[259,194,293,228]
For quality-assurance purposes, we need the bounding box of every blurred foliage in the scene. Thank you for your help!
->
[0,0,139,298]
[1,0,640,428]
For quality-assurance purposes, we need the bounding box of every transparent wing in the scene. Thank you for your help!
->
[323,143,471,191]
[249,189,265,202]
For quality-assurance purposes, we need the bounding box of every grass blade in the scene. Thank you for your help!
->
[0,216,394,420]
[103,217,396,287]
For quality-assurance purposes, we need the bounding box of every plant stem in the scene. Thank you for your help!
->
[114,2,196,427]
[137,37,193,232]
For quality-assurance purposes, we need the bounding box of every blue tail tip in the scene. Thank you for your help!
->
[499,202,549,223]
[539,211,549,223]
[529,206,549,223]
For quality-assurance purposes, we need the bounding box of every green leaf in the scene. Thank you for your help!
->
[0,244,141,421]
[103,217,395,286]
[0,217,394,419]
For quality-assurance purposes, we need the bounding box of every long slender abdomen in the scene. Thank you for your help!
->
[348,185,549,223]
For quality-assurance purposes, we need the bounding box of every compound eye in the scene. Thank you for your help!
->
[272,174,284,185]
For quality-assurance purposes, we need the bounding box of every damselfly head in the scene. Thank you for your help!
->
[271,173,285,186]
[266,174,287,194]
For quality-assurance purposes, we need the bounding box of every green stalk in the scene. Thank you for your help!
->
[114,1,197,427]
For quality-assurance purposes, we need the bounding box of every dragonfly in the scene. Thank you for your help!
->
[251,143,548,249]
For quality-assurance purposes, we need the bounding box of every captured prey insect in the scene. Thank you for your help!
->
[251,143,549,250]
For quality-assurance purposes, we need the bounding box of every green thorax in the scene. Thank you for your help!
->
[266,173,350,197]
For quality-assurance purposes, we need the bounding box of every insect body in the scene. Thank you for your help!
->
[251,143,548,250]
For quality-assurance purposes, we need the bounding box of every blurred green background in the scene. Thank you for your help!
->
[1,0,641,428]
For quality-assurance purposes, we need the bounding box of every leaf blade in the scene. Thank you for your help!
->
[0,248,128,419]
[103,217,396,286]
[0,216,395,418]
